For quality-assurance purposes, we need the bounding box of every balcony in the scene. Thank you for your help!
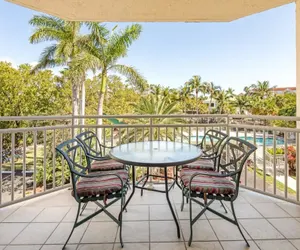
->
[1,114,300,249]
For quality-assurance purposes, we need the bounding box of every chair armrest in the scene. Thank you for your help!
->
[87,154,111,161]
[99,143,114,149]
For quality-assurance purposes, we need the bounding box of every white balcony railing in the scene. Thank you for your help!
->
[0,114,299,207]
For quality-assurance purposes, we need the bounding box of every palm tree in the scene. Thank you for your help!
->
[124,95,184,141]
[231,95,251,114]
[186,76,205,115]
[179,86,192,113]
[29,15,86,125]
[80,23,145,131]
[214,90,232,114]
[250,81,276,98]
[203,82,221,112]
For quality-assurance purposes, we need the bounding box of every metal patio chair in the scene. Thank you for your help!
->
[180,137,256,247]
[182,129,228,171]
[56,139,129,249]
[76,131,126,172]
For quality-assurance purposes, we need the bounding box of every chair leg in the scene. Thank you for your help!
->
[119,194,124,248]
[141,167,149,196]
[63,202,81,249]
[188,193,193,246]
[80,203,88,216]
[181,188,185,211]
[230,201,250,247]
[219,200,228,213]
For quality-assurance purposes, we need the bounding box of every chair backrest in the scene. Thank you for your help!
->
[76,131,103,158]
[198,129,228,157]
[56,138,90,200]
[217,137,256,192]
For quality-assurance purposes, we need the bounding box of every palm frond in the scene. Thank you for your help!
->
[29,27,66,44]
[111,64,146,92]
[29,15,64,30]
[106,24,142,59]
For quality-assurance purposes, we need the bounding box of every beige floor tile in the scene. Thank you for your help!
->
[130,191,168,205]
[228,203,262,219]
[241,191,279,203]
[46,222,88,244]
[41,245,78,250]
[23,189,76,207]
[150,205,176,220]
[92,206,120,222]
[77,244,113,250]
[221,240,259,250]
[188,242,222,250]
[204,202,233,220]
[268,218,300,238]
[240,219,284,240]
[116,221,149,242]
[209,219,250,241]
[114,243,149,250]
[176,203,207,220]
[255,240,297,250]
[123,205,149,221]
[81,222,117,243]
[252,203,291,218]
[0,205,20,222]
[150,221,182,242]
[0,246,5,250]
[151,242,186,250]
[0,223,28,244]
[290,239,300,250]
[63,206,96,222]
[180,220,217,241]
[11,222,57,244]
[5,245,41,250]
[33,207,71,222]
[276,202,300,217]
[3,207,44,222]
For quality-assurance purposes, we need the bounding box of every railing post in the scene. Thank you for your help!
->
[149,117,153,187]
[71,116,75,139]
[149,117,153,141]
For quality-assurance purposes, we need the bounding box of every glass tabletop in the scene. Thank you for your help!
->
[109,141,202,167]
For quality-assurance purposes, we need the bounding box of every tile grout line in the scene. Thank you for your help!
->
[40,206,73,250]
[6,207,46,246]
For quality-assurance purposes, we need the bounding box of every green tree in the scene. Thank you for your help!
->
[80,23,145,130]
[203,82,221,113]
[124,96,184,141]
[186,76,205,115]
[29,15,86,124]
[250,81,276,98]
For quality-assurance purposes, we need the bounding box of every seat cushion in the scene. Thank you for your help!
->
[180,168,236,195]
[91,159,124,171]
[183,158,215,171]
[75,169,129,197]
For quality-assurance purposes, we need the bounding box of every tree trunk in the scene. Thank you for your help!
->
[97,72,107,140]
[195,90,199,116]
[80,76,86,125]
[72,83,79,125]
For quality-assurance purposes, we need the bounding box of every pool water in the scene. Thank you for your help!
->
[191,135,284,146]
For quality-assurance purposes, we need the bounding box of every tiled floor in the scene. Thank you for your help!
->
[1,186,300,250]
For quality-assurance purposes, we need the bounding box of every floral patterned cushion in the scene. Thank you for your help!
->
[74,169,129,197]
[183,158,215,171]
[91,159,124,171]
[180,168,236,195]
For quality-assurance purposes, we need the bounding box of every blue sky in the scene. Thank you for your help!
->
[0,1,296,93]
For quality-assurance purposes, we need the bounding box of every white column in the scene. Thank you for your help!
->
[297,0,300,119]
[296,0,300,201]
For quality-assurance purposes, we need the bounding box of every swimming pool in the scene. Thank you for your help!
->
[190,135,284,146]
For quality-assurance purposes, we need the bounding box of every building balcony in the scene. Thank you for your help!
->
[1,114,300,249]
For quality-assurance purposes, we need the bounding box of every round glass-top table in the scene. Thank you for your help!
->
[109,141,202,167]
[109,141,202,238]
